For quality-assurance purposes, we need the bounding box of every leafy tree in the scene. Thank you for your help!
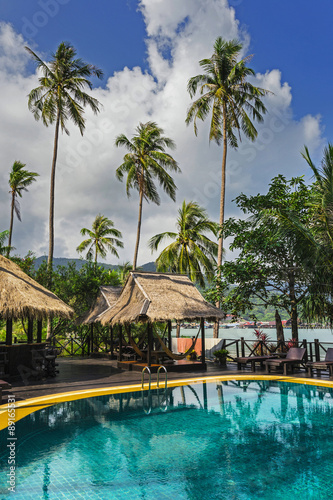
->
[26,42,103,279]
[276,144,333,322]
[149,200,218,288]
[7,161,39,256]
[76,214,123,267]
[186,36,270,272]
[115,121,180,269]
[208,175,314,341]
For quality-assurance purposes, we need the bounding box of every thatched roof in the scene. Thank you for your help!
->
[100,271,225,325]
[81,286,122,324]
[0,255,74,320]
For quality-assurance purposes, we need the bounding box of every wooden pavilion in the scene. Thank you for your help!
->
[0,255,73,376]
[99,271,225,372]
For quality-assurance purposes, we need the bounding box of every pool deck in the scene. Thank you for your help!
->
[5,356,331,402]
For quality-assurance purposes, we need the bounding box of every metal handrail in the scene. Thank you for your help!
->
[141,366,151,391]
[157,365,167,389]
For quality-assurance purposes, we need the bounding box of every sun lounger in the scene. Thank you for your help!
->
[306,348,333,377]
[235,355,278,372]
[264,347,307,376]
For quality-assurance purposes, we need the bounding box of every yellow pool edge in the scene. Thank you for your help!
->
[1,373,333,431]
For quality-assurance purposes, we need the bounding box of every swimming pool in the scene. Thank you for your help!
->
[1,378,333,499]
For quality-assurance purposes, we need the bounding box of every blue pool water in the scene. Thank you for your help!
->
[1,380,333,499]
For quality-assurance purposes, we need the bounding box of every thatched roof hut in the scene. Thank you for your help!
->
[0,255,74,320]
[81,286,122,324]
[100,271,224,325]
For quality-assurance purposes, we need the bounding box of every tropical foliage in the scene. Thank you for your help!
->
[115,121,180,269]
[186,37,270,268]
[8,161,39,256]
[149,200,218,288]
[208,175,315,340]
[76,214,123,265]
[26,42,103,277]
[0,230,11,256]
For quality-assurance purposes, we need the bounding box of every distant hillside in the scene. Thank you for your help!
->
[34,256,156,272]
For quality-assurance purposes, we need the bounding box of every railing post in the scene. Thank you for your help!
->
[302,339,308,361]
[314,339,320,361]
[241,337,245,357]
[236,339,239,358]
[309,342,313,362]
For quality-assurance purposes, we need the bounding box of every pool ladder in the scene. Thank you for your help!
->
[141,366,168,413]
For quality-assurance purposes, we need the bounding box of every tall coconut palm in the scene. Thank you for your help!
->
[26,42,103,279]
[7,161,39,257]
[186,37,270,336]
[149,200,218,288]
[76,214,123,267]
[186,37,270,269]
[115,121,180,269]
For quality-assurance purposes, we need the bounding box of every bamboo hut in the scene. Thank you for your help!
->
[0,255,73,376]
[100,271,225,371]
[80,286,122,356]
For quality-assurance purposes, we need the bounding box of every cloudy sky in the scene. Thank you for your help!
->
[0,0,331,266]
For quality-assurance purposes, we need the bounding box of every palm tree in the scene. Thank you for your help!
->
[7,161,39,257]
[186,37,270,269]
[0,230,11,256]
[117,261,132,284]
[115,121,180,269]
[26,42,103,279]
[148,200,218,288]
[76,214,123,266]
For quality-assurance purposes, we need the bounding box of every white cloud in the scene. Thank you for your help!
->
[0,1,325,268]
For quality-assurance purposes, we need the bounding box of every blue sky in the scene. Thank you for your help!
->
[0,0,331,264]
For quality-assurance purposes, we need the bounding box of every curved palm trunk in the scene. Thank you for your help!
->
[48,110,60,283]
[133,172,144,270]
[214,103,228,338]
[7,193,15,257]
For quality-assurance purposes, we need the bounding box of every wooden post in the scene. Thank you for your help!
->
[303,339,308,362]
[90,324,94,353]
[241,337,245,357]
[168,321,172,350]
[201,318,205,366]
[110,325,114,358]
[37,320,43,343]
[6,319,12,346]
[119,325,123,361]
[314,339,320,361]
[27,319,33,343]
[147,323,152,367]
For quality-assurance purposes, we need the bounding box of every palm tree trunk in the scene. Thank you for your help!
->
[48,110,60,283]
[46,111,60,342]
[133,173,144,270]
[214,103,228,338]
[7,193,15,257]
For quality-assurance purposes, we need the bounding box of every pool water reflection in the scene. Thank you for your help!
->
[1,380,333,499]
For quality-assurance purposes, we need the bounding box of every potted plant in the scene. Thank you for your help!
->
[213,349,229,366]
